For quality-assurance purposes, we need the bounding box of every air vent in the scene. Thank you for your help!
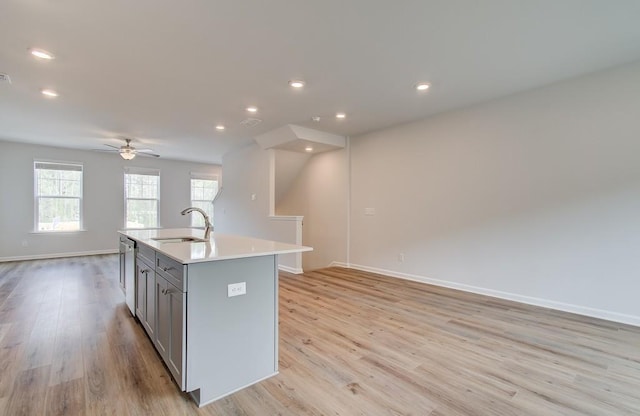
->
[0,73,11,84]
[240,118,262,128]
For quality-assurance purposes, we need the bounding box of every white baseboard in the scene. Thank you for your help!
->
[328,262,640,328]
[0,249,118,263]
[278,264,303,274]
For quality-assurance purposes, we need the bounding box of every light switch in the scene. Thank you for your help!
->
[364,207,376,216]
[228,282,247,297]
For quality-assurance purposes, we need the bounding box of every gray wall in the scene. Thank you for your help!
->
[349,61,640,324]
[215,144,303,272]
[273,150,311,207]
[276,148,349,271]
[215,144,271,238]
[0,140,220,260]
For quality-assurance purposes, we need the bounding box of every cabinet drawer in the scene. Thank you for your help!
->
[156,253,185,290]
[138,244,156,266]
[136,254,154,271]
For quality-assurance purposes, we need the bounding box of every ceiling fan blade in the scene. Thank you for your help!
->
[136,148,155,153]
[92,148,119,152]
[104,144,121,150]
[137,152,160,158]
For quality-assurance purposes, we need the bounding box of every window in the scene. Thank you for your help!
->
[34,161,83,232]
[125,169,160,229]
[190,174,219,227]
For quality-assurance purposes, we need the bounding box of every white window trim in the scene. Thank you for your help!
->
[124,167,161,229]
[190,172,219,181]
[34,160,84,233]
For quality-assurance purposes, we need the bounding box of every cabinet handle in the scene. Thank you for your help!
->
[162,266,172,272]
[161,288,172,295]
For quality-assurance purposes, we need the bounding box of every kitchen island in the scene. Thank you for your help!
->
[118,228,312,407]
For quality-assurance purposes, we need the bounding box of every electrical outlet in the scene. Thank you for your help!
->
[364,207,376,216]
[228,282,247,297]
[398,253,405,262]
[251,193,256,201]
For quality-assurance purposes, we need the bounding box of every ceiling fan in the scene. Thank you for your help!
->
[97,137,160,160]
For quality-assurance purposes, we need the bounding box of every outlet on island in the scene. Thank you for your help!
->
[228,282,247,297]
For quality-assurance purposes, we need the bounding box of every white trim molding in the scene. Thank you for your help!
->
[278,264,304,274]
[328,262,640,328]
[0,249,119,263]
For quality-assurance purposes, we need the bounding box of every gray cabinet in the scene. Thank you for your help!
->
[135,251,156,339]
[121,234,279,407]
[155,272,185,389]
[144,268,156,337]
[135,262,145,319]
[155,276,170,358]
[169,290,184,385]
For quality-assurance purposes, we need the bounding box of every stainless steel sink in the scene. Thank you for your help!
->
[152,237,207,243]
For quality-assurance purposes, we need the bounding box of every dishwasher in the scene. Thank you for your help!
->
[119,236,136,315]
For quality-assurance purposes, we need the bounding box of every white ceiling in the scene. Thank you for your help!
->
[2,0,640,164]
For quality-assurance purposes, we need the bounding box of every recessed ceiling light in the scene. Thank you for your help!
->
[415,83,430,91]
[41,89,58,97]
[30,48,55,60]
[336,112,346,119]
[215,124,225,131]
[305,146,313,152]
[246,106,258,113]
[289,80,305,88]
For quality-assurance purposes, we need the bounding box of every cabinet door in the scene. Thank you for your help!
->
[143,269,156,338]
[155,276,170,361]
[135,260,147,320]
[156,274,185,389]
[168,287,185,388]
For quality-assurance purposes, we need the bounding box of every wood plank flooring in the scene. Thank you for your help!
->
[1,255,639,415]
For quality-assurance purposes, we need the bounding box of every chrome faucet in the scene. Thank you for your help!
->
[181,207,212,240]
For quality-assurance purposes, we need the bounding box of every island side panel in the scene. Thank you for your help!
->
[186,255,278,404]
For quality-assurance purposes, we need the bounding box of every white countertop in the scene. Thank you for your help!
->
[119,228,312,264]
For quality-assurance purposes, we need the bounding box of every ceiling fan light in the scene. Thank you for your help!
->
[120,149,136,160]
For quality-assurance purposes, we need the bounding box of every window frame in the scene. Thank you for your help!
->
[33,160,84,233]
[124,167,161,229]
[189,173,219,228]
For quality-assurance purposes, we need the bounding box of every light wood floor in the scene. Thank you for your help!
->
[1,255,639,415]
